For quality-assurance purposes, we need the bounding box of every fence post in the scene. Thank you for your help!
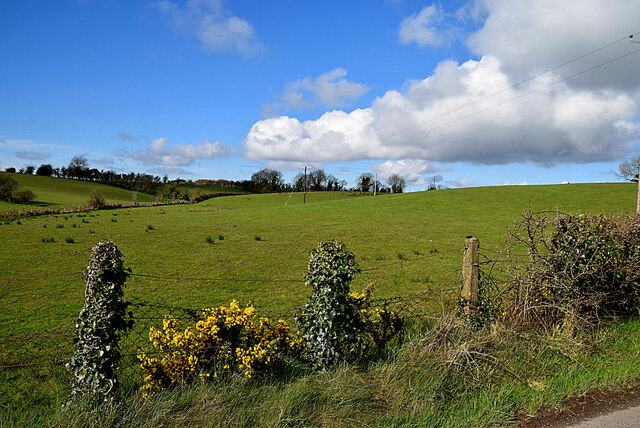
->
[462,236,479,313]
[67,240,132,405]
[637,161,640,216]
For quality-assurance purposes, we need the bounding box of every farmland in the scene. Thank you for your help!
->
[0,181,635,336]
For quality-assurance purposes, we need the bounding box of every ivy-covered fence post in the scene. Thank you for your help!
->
[67,240,132,405]
[297,241,361,369]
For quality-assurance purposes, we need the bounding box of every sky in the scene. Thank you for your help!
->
[1,0,639,190]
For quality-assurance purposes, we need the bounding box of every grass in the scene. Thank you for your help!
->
[0,183,636,337]
[0,174,159,212]
[7,316,640,427]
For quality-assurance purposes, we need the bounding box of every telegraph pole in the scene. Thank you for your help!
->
[303,166,307,204]
[374,173,377,197]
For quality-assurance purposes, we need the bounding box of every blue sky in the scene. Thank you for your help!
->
[1,0,639,189]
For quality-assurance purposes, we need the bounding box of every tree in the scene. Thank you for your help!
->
[25,165,35,175]
[616,155,639,183]
[0,172,18,201]
[68,155,89,180]
[5,167,16,173]
[387,174,406,193]
[36,164,54,177]
[356,173,374,192]
[88,189,106,210]
[308,169,327,191]
[251,168,284,193]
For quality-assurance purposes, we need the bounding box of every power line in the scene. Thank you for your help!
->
[337,31,640,160]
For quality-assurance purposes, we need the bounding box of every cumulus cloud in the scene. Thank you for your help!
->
[125,137,230,167]
[466,0,640,89]
[246,54,640,165]
[398,5,445,47]
[246,0,640,167]
[371,159,448,183]
[152,0,262,54]
[263,69,369,116]
[118,132,138,142]
[16,151,50,160]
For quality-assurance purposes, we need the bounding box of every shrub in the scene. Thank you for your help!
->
[138,300,302,397]
[13,189,36,204]
[505,211,640,327]
[87,189,106,210]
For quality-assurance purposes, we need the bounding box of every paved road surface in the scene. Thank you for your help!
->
[565,403,640,427]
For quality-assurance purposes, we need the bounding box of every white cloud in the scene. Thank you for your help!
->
[246,55,640,165]
[16,151,50,160]
[466,0,640,89]
[370,159,448,183]
[264,69,369,116]
[127,137,230,166]
[398,5,444,47]
[152,0,262,54]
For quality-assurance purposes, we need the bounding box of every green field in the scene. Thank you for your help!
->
[0,174,158,212]
[0,182,636,336]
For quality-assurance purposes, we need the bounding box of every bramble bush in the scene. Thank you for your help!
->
[138,300,303,397]
[504,211,640,327]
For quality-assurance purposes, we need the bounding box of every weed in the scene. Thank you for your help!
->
[111,219,117,223]
[146,225,155,231]
[254,235,263,241]
[89,230,95,234]
[205,236,215,244]
[16,221,21,225]
[41,237,55,243]
[218,234,225,240]
[429,248,439,254]
[397,252,406,260]
[72,224,77,228]
[65,237,75,244]
[43,224,47,228]
[82,218,89,223]
[56,224,64,229]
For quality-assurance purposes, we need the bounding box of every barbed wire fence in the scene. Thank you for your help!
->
[0,242,513,420]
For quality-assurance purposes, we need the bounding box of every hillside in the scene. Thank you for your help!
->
[0,182,635,335]
[0,173,158,211]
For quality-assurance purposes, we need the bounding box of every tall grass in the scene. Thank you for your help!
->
[26,316,640,427]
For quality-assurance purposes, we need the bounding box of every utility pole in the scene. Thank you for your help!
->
[374,173,377,197]
[303,166,307,204]
[433,176,436,191]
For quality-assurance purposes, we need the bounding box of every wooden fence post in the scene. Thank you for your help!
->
[462,236,479,313]
[636,162,640,216]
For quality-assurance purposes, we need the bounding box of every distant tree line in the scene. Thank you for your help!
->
[4,156,408,196]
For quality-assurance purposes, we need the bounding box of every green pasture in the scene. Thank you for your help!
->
[0,182,636,336]
[1,174,158,211]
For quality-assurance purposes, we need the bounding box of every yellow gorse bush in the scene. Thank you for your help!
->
[138,300,303,397]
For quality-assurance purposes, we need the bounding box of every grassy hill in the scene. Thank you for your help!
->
[0,173,158,212]
[0,182,636,335]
